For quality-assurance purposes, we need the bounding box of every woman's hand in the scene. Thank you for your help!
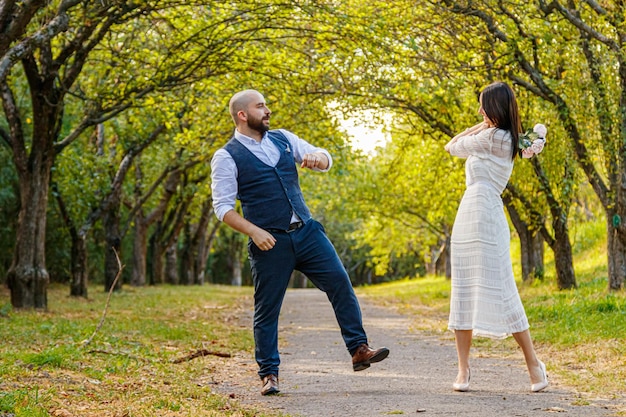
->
[445,122,491,153]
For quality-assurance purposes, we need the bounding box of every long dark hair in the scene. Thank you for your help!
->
[480,82,521,160]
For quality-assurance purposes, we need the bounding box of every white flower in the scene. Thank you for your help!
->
[533,123,547,139]
[520,124,547,158]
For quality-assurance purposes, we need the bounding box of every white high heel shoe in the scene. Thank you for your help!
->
[531,361,549,392]
[453,369,471,392]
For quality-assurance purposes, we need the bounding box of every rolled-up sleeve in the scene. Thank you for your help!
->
[210,149,238,221]
[279,129,333,172]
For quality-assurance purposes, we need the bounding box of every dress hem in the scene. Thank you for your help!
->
[447,325,529,340]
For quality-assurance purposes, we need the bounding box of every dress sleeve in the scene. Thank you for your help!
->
[447,128,495,159]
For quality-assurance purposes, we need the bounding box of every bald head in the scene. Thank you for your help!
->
[229,89,264,125]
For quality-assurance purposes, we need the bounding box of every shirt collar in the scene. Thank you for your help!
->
[234,129,267,144]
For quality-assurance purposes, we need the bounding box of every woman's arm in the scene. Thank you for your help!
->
[444,122,489,153]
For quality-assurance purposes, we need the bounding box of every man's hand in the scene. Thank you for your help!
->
[301,152,329,170]
[250,228,277,251]
[223,210,276,251]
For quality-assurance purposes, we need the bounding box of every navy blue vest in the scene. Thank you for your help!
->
[224,130,312,230]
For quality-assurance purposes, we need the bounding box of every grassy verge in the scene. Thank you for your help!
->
[1,219,624,415]
[0,284,277,417]
[359,218,626,409]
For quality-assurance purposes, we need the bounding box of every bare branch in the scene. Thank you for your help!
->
[507,74,551,101]
[54,86,156,152]
[583,0,607,15]
[77,125,166,237]
[87,349,151,362]
[81,247,124,347]
[171,349,231,363]
[550,1,619,50]
[0,0,47,51]
[0,10,71,81]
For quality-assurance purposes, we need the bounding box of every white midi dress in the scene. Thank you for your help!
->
[447,128,529,339]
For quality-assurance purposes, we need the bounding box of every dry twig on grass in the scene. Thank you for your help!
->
[87,349,151,363]
[171,349,232,363]
[82,247,124,347]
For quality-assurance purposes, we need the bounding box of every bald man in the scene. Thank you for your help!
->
[211,90,389,396]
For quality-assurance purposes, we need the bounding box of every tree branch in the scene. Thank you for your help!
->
[0,81,25,173]
[81,247,124,347]
[549,1,620,51]
[0,9,73,82]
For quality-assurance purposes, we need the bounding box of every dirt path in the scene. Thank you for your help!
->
[213,289,620,416]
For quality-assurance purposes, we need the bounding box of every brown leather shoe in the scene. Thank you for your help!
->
[260,374,280,395]
[352,343,389,371]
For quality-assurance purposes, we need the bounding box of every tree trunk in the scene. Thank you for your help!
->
[424,246,437,275]
[194,230,209,286]
[608,214,626,290]
[5,76,59,309]
[130,210,147,287]
[7,178,50,309]
[505,198,544,282]
[191,202,217,285]
[503,192,550,283]
[148,230,166,285]
[129,157,184,287]
[104,207,122,292]
[519,229,545,282]
[178,200,218,286]
[70,234,89,297]
[53,182,88,297]
[530,233,544,280]
[435,234,449,277]
[7,149,53,309]
[165,243,178,285]
[290,271,308,288]
[231,255,242,287]
[442,233,452,279]
[144,170,194,285]
[130,159,146,287]
[196,220,220,285]
[551,217,576,290]
[100,130,165,291]
[178,223,193,285]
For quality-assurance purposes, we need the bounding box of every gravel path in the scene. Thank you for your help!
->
[213,288,620,416]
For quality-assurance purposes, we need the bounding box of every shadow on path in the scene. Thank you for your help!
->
[213,288,620,416]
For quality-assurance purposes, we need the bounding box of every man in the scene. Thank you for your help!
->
[210,89,389,396]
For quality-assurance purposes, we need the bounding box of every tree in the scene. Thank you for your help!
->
[0,2,195,308]
[0,144,18,282]
[2,0,346,308]
[434,1,626,289]
[321,0,580,289]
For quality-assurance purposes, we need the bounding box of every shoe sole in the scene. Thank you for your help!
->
[353,348,390,371]
[261,387,280,396]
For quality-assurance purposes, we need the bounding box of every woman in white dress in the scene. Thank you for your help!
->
[444,81,548,393]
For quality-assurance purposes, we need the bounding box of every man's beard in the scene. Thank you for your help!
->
[248,115,269,134]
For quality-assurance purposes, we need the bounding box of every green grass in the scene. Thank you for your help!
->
[0,284,276,417]
[1,217,624,414]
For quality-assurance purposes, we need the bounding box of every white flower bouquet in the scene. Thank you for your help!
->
[519,123,547,158]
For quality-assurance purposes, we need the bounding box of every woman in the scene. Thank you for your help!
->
[444,81,548,393]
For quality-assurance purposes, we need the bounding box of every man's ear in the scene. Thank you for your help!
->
[237,110,247,122]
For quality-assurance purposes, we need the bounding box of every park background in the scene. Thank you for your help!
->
[1,1,625,416]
